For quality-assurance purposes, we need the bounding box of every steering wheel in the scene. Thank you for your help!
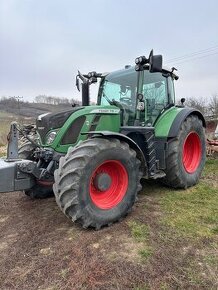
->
[112,100,132,125]
[120,97,132,106]
[112,99,130,111]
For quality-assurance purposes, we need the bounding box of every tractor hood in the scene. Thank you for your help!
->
[36,105,121,151]
[36,107,83,143]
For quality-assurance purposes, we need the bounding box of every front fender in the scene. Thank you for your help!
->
[86,131,147,175]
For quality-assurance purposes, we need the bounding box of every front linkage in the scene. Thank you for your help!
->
[0,122,56,193]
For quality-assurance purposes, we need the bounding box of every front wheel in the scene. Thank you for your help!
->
[53,138,142,229]
[162,115,206,188]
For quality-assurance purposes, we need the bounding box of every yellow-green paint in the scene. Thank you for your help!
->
[154,106,183,137]
[40,105,120,153]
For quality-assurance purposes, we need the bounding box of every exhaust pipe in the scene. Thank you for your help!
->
[82,82,90,106]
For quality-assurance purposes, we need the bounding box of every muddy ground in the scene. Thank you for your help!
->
[0,167,217,290]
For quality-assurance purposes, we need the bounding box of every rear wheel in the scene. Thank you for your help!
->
[53,138,142,229]
[162,115,206,188]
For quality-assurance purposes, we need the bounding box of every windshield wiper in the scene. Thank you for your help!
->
[102,93,121,107]
[102,92,114,105]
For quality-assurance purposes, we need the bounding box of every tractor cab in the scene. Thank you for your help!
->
[97,66,177,126]
[77,50,178,128]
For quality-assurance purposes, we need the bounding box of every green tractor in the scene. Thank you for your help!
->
[0,50,206,229]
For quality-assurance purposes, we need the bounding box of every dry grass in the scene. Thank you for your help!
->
[0,111,19,146]
[0,111,34,146]
[0,120,11,146]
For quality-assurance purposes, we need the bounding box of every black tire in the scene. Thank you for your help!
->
[53,138,142,229]
[18,142,54,198]
[25,183,54,199]
[162,115,206,188]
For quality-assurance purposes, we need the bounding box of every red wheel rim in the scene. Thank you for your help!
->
[89,160,128,209]
[183,132,202,173]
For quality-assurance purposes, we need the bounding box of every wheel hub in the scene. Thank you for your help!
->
[89,160,128,209]
[183,132,202,173]
[93,173,112,192]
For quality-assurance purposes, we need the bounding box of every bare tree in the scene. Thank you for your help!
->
[185,97,208,115]
[208,94,218,118]
[35,95,47,103]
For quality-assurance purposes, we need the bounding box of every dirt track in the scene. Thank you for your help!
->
[0,190,157,290]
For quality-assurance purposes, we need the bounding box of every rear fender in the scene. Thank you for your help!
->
[168,108,206,138]
[155,107,206,138]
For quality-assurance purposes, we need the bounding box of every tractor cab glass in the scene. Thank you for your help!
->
[142,71,175,124]
[98,68,137,113]
[98,67,175,126]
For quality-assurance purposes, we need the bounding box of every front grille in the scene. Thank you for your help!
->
[61,116,86,145]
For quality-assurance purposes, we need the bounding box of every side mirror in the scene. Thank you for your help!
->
[149,54,163,73]
[135,50,163,73]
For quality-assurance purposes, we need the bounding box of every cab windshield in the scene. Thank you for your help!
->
[98,67,175,125]
[98,68,137,114]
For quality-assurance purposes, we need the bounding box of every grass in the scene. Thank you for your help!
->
[128,221,153,261]
[138,248,153,259]
[203,253,218,267]
[159,160,218,239]
[0,152,6,158]
[153,159,218,288]
[0,111,31,146]
[0,111,20,146]
[160,183,218,238]
[0,120,11,146]
[0,111,18,118]
[128,221,149,242]
[202,159,218,176]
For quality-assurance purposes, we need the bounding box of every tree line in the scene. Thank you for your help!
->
[183,95,218,118]
[0,94,217,118]
[0,95,81,106]
[34,95,81,106]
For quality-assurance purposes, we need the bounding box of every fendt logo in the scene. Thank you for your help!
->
[90,109,120,114]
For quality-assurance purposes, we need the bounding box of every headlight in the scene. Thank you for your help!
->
[135,56,147,65]
[88,71,96,78]
[46,131,57,145]
[135,57,140,64]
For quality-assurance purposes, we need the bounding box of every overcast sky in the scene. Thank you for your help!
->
[0,0,218,103]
